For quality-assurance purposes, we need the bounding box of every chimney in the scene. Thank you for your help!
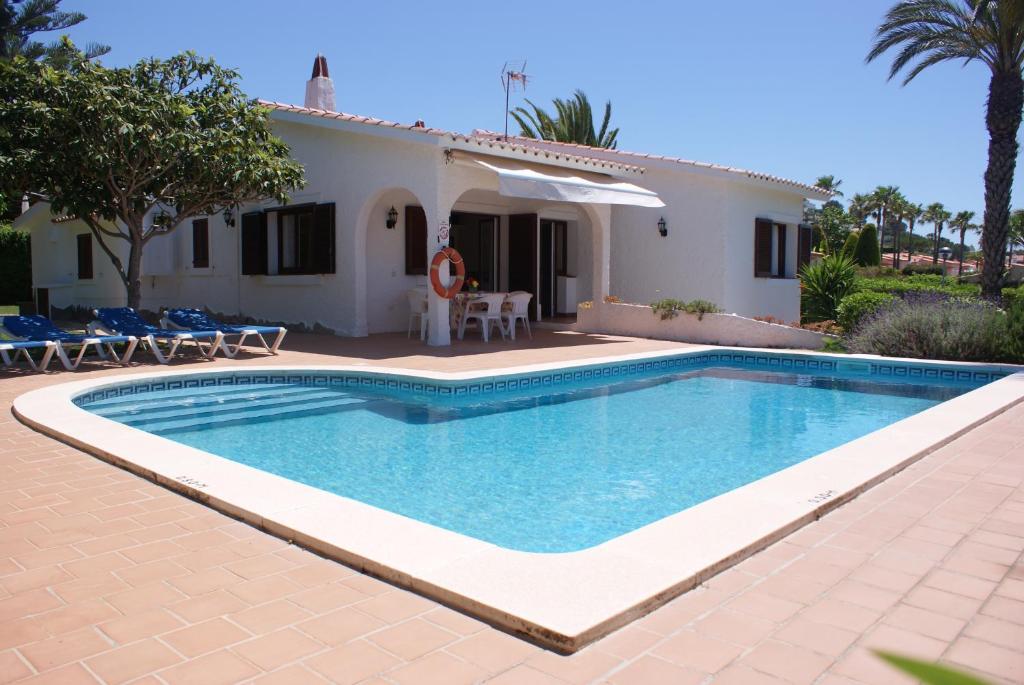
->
[304,54,336,111]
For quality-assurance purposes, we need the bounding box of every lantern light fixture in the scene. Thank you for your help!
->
[386,206,398,229]
[657,217,667,237]
[222,206,236,228]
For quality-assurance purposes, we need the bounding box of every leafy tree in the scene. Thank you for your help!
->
[815,174,844,197]
[0,48,305,309]
[0,0,108,62]
[1009,208,1024,263]
[512,89,619,148]
[903,201,924,260]
[848,193,872,227]
[0,223,30,304]
[868,0,1024,298]
[951,210,979,275]
[922,202,952,263]
[854,224,882,266]
[816,203,855,254]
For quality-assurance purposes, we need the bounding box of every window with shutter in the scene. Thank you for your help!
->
[405,205,427,275]
[241,211,268,275]
[754,219,773,277]
[797,224,813,271]
[776,224,787,278]
[312,203,335,274]
[192,219,210,268]
[76,233,93,280]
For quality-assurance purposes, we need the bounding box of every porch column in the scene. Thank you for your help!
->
[590,204,612,302]
[425,190,456,347]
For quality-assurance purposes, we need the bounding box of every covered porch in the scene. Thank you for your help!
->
[356,148,662,346]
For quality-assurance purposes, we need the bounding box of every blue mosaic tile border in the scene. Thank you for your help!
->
[71,351,1013,407]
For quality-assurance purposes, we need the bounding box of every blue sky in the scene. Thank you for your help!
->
[61,0,1020,219]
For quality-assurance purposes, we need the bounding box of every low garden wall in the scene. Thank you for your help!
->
[576,301,829,350]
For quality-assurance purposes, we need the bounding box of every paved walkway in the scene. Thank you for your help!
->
[0,331,1021,684]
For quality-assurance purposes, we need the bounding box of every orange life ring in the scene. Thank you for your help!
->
[429,246,466,299]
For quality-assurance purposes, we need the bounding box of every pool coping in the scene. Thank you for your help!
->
[12,346,1024,653]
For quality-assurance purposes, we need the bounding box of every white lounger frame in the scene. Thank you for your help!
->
[160,314,286,358]
[88,322,223,364]
[55,336,140,370]
[0,340,57,371]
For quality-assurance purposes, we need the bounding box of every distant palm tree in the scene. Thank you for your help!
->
[511,90,619,149]
[0,0,108,61]
[903,201,924,260]
[815,175,844,197]
[849,193,872,228]
[867,0,1024,297]
[869,185,904,255]
[951,210,978,275]
[922,202,952,263]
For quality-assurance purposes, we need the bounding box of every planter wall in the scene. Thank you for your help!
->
[577,301,828,350]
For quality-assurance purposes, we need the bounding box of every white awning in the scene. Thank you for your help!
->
[472,157,665,208]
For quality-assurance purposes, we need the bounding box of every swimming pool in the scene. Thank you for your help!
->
[78,361,983,552]
[18,348,1023,651]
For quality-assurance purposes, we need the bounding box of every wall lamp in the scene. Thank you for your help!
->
[657,217,667,237]
[222,206,236,228]
[386,206,398,229]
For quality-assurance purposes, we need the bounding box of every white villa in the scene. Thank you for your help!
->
[16,56,831,346]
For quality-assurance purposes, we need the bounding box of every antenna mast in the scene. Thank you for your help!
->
[500,61,529,140]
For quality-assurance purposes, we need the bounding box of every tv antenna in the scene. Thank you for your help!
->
[500,61,529,140]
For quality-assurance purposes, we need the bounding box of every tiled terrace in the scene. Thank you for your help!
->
[0,330,1021,684]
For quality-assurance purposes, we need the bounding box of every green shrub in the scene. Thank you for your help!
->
[856,266,899,278]
[854,275,980,298]
[799,253,857,322]
[650,298,722,321]
[836,291,897,331]
[1007,297,1024,362]
[840,231,859,259]
[901,263,943,276]
[1003,286,1022,307]
[0,225,31,305]
[853,224,881,266]
[846,298,1012,363]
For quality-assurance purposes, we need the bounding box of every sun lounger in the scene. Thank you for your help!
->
[1,315,138,370]
[161,308,287,357]
[91,308,224,364]
[0,339,57,371]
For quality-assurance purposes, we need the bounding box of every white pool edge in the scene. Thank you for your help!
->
[12,346,1024,652]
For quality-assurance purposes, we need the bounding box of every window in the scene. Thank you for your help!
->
[276,203,335,275]
[797,224,813,271]
[76,233,93,279]
[241,211,268,275]
[754,218,791,278]
[405,205,427,275]
[192,219,210,268]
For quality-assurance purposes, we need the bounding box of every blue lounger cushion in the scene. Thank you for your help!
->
[165,309,282,335]
[2,315,134,345]
[95,308,220,340]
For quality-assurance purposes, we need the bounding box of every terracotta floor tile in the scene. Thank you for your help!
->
[421,606,487,636]
[726,591,804,623]
[593,626,663,660]
[99,608,185,644]
[0,588,64,623]
[827,579,902,612]
[366,617,456,660]
[305,640,399,684]
[355,589,435,623]
[694,609,777,647]
[651,628,743,673]
[945,636,1024,683]
[167,589,249,623]
[740,639,833,684]
[288,582,367,612]
[0,565,72,595]
[0,617,49,651]
[251,664,329,684]
[0,649,33,683]
[712,663,793,685]
[799,598,882,633]
[861,623,948,661]
[13,662,99,685]
[104,581,187,614]
[84,638,181,685]
[226,574,302,605]
[297,606,387,646]
[884,603,967,642]
[388,651,488,685]
[162,617,251,657]
[963,614,1024,650]
[165,566,242,597]
[605,655,705,685]
[445,629,539,672]
[18,627,109,672]
[981,595,1024,624]
[115,559,189,587]
[158,649,260,685]
[222,554,296,580]
[230,627,323,671]
[903,585,984,620]
[230,598,312,634]
[525,647,622,684]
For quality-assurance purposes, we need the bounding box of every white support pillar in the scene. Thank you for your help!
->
[590,204,612,302]
[425,192,455,347]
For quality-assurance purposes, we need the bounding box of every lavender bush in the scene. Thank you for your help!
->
[846,294,1015,363]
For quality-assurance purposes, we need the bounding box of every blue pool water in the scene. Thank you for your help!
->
[81,363,985,552]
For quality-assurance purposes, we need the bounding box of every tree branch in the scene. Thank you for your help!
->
[81,215,129,288]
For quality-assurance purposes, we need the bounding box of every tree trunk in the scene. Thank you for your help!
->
[980,69,1024,298]
[125,236,144,310]
[958,230,966,276]
[894,226,901,269]
[907,219,914,260]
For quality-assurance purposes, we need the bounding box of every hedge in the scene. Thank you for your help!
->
[0,225,31,305]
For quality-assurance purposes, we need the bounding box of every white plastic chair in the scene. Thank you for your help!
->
[406,289,429,340]
[502,292,533,340]
[458,293,506,342]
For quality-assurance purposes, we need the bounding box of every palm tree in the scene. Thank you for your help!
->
[904,201,925,261]
[0,0,108,61]
[922,202,952,263]
[951,210,978,275]
[511,90,619,149]
[815,175,844,197]
[867,0,1024,297]
[869,185,904,257]
[849,193,872,228]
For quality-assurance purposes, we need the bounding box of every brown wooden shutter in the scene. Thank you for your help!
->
[797,224,813,271]
[777,224,787,278]
[405,205,427,275]
[241,211,267,275]
[192,219,210,268]
[754,219,772,277]
[312,203,336,274]
[76,233,93,279]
